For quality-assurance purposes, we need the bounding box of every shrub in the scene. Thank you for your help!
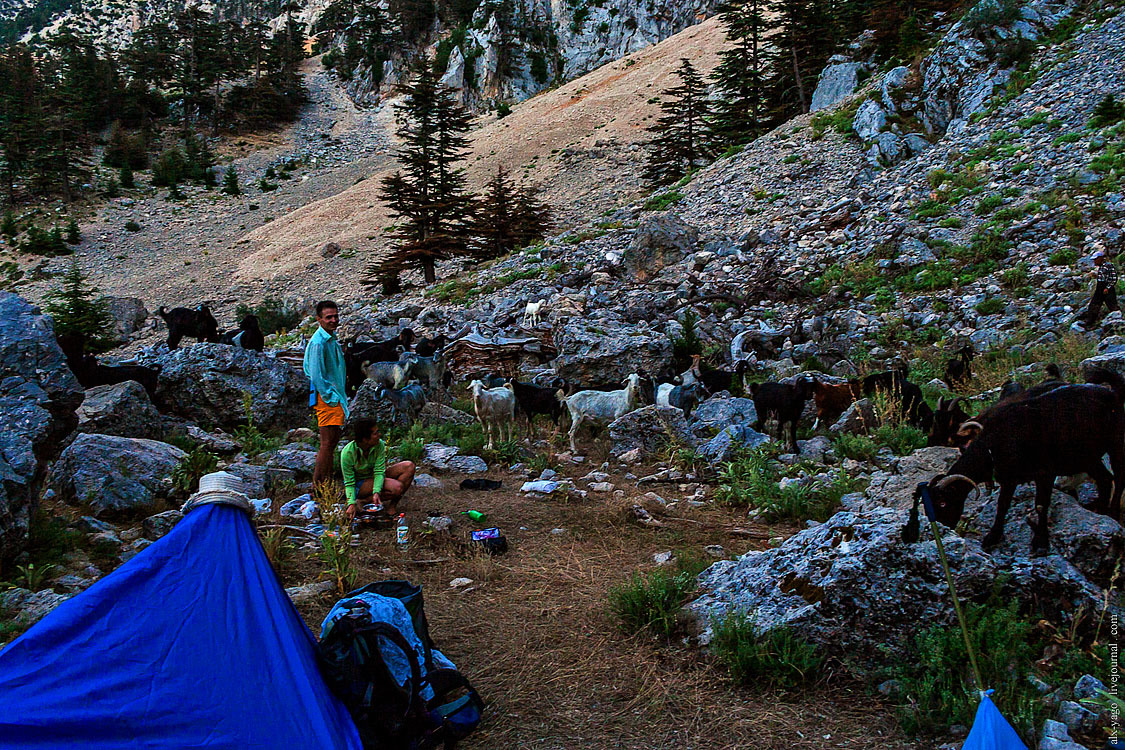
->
[974,194,1004,215]
[716,446,856,523]
[151,148,186,187]
[232,392,282,456]
[671,310,702,371]
[1090,93,1125,129]
[1,211,17,237]
[119,164,135,189]
[608,553,708,638]
[235,296,303,335]
[710,612,824,689]
[642,190,683,211]
[124,220,141,232]
[974,296,1006,315]
[874,423,927,456]
[1000,262,1028,289]
[43,261,115,352]
[170,447,219,493]
[65,219,80,244]
[1048,247,1077,266]
[963,0,1021,37]
[834,433,879,461]
[102,126,148,170]
[496,101,512,118]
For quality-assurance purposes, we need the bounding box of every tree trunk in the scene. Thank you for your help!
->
[791,46,807,113]
[423,257,436,284]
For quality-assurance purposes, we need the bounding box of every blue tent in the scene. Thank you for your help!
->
[0,504,362,749]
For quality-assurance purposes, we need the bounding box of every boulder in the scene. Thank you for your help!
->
[690,396,758,438]
[868,132,904,166]
[51,434,186,517]
[852,99,887,140]
[350,380,410,427]
[154,344,309,432]
[810,61,864,112]
[76,381,163,439]
[103,296,148,344]
[880,65,910,111]
[697,425,772,465]
[422,443,487,474]
[0,293,84,560]
[142,509,184,540]
[417,401,475,427]
[263,444,318,478]
[861,447,961,511]
[221,463,296,498]
[623,214,698,281]
[553,321,673,385]
[9,588,71,626]
[1081,350,1125,380]
[689,507,1116,667]
[828,398,879,435]
[608,405,699,458]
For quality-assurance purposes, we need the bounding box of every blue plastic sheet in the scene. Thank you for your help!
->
[962,692,1029,750]
[0,504,361,749]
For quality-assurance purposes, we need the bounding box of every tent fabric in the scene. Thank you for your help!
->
[0,504,362,750]
[962,692,1029,750]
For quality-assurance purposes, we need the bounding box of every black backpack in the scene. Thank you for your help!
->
[318,581,484,750]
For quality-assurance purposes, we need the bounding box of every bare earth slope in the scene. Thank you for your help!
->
[235,17,726,288]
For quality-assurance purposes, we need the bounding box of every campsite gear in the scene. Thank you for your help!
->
[470,528,508,556]
[459,479,502,492]
[365,502,385,514]
[0,502,362,749]
[181,471,253,515]
[463,510,487,522]
[907,483,1028,750]
[318,581,484,749]
[397,514,409,548]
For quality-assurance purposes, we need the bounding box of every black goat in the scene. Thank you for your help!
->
[511,378,566,428]
[926,396,971,447]
[906,369,1125,555]
[942,345,975,388]
[158,305,220,350]
[750,377,814,453]
[415,333,447,357]
[853,369,932,432]
[220,314,265,352]
[699,360,749,394]
[78,354,161,402]
[663,380,706,418]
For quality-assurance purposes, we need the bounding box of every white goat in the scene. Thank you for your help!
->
[362,352,418,390]
[561,373,642,453]
[469,379,517,449]
[656,383,675,406]
[523,300,546,328]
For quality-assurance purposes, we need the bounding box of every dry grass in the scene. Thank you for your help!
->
[283,463,924,749]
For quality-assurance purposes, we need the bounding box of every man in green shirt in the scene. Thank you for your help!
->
[341,418,416,521]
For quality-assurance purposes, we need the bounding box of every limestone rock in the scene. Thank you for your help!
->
[608,405,698,458]
[51,434,186,517]
[77,381,163,439]
[553,321,673,385]
[623,214,698,281]
[811,61,864,112]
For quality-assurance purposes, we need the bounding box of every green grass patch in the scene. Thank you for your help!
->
[642,191,684,211]
[715,446,858,523]
[609,552,710,638]
[711,612,825,689]
[974,297,1006,315]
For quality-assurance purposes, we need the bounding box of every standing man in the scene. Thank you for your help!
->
[304,301,349,489]
[1083,250,1120,328]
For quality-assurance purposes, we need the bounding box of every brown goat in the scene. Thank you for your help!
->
[811,380,858,429]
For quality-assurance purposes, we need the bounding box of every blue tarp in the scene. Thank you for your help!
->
[962,692,1029,750]
[0,504,362,750]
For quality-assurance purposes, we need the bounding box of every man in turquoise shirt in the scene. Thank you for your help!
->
[340,418,415,520]
[303,301,349,488]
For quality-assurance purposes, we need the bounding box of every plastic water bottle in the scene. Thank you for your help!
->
[464,510,486,522]
[396,514,409,548]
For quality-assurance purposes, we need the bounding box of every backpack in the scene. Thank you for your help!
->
[318,581,484,750]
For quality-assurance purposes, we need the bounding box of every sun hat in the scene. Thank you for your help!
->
[182,471,253,515]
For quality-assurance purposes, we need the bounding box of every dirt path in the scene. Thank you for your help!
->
[281,461,923,750]
[21,57,397,316]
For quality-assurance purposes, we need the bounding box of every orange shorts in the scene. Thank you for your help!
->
[313,394,345,428]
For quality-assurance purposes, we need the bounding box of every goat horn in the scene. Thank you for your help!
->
[936,395,947,410]
[934,474,981,502]
[957,420,983,434]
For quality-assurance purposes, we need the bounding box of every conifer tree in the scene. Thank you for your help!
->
[44,260,115,351]
[768,0,837,117]
[222,166,241,195]
[709,0,771,147]
[472,165,518,259]
[120,163,135,189]
[371,67,474,287]
[645,58,713,186]
[65,218,80,244]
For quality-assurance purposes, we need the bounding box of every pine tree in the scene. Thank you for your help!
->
[710,0,771,147]
[44,260,115,352]
[222,166,241,195]
[65,218,80,244]
[1091,93,1125,128]
[371,67,474,287]
[768,0,838,118]
[119,163,135,189]
[511,182,553,249]
[645,58,713,186]
[472,165,518,259]
[1,211,17,237]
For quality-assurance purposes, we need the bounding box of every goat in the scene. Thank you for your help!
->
[853,369,932,432]
[344,331,414,395]
[510,378,566,430]
[560,373,643,453]
[362,353,418,390]
[411,354,447,393]
[942,345,975,388]
[220,314,265,352]
[906,369,1125,555]
[415,333,447,358]
[926,396,972,447]
[699,360,749,395]
[158,304,220,349]
[750,377,814,453]
[469,380,517,449]
[374,383,426,424]
[656,380,706,418]
[523,300,546,328]
[77,354,161,402]
[680,354,704,387]
[811,380,858,429]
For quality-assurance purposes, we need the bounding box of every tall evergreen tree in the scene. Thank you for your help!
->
[709,0,771,147]
[472,165,518,259]
[645,58,713,186]
[371,67,474,287]
[44,260,115,352]
[511,182,552,249]
[768,0,837,118]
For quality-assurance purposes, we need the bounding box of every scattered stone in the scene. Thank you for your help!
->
[423,443,487,474]
[608,405,698,458]
[285,580,335,604]
[413,473,443,489]
[142,509,184,540]
[449,577,473,588]
[653,551,674,566]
